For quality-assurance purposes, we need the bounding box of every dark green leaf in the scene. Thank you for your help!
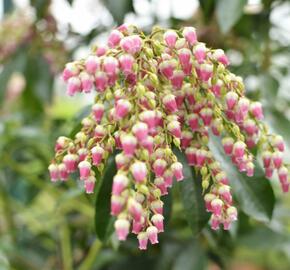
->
[31,0,50,18]
[103,0,134,24]
[173,148,210,235]
[209,136,275,222]
[198,0,216,22]
[4,0,13,14]
[66,0,74,5]
[216,0,247,34]
[95,152,117,241]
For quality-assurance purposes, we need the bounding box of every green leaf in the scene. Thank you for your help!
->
[103,0,134,24]
[199,0,216,22]
[209,136,275,222]
[173,148,210,235]
[95,152,117,241]
[216,0,247,34]
[4,0,13,14]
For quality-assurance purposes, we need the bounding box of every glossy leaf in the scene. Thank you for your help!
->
[173,148,210,235]
[95,152,117,241]
[209,136,275,222]
[216,0,247,34]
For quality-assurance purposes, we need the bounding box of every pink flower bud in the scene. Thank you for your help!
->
[250,101,264,120]
[84,176,95,194]
[181,131,193,149]
[94,125,106,139]
[167,120,181,138]
[225,91,238,110]
[227,206,238,221]
[154,177,167,195]
[246,162,254,177]
[162,94,178,113]
[78,148,88,161]
[185,147,197,165]
[163,169,174,187]
[66,77,81,96]
[182,27,197,45]
[272,135,285,152]
[115,99,132,120]
[48,164,59,182]
[63,154,78,173]
[196,149,207,167]
[58,163,68,181]
[210,215,220,230]
[132,122,149,141]
[95,71,108,92]
[159,60,177,79]
[120,36,140,54]
[91,146,104,166]
[187,113,199,131]
[218,185,232,204]
[272,151,283,169]
[103,56,119,75]
[193,43,207,64]
[282,182,289,193]
[80,72,94,93]
[131,161,147,183]
[78,160,91,180]
[55,136,68,152]
[238,98,250,117]
[112,174,129,195]
[140,110,157,129]
[96,45,107,56]
[115,153,130,169]
[197,63,213,81]
[92,103,105,123]
[137,232,148,250]
[178,48,191,66]
[243,119,257,135]
[170,70,184,89]
[215,171,229,185]
[108,29,123,48]
[233,141,246,158]
[132,219,144,234]
[211,79,223,97]
[146,226,159,244]
[150,200,164,214]
[62,62,79,81]
[265,167,274,179]
[140,135,154,154]
[171,162,184,181]
[128,198,143,222]
[204,193,216,212]
[121,134,137,156]
[262,151,272,168]
[164,30,178,48]
[131,35,142,54]
[278,166,288,184]
[111,195,125,215]
[153,158,167,177]
[151,214,164,232]
[211,198,223,216]
[211,49,229,66]
[119,54,135,74]
[200,107,213,126]
[114,218,130,241]
[85,55,100,74]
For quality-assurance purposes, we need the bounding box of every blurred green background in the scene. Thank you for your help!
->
[1,0,290,269]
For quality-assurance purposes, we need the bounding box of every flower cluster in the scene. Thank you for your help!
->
[49,24,290,249]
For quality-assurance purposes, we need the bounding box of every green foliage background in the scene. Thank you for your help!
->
[1,0,290,269]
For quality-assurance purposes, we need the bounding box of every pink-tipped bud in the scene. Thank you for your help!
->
[163,94,178,113]
[272,135,285,152]
[78,148,88,161]
[272,151,283,169]
[227,206,238,221]
[182,27,197,45]
[171,162,184,181]
[196,149,207,167]
[151,214,164,232]
[218,185,232,204]
[164,30,178,48]
[204,193,216,212]
[167,120,181,138]
[92,103,105,123]
[146,226,159,244]
[119,54,135,75]
[150,200,164,214]
[211,79,223,97]
[181,130,193,149]
[278,166,288,184]
[250,101,264,120]
[94,125,106,139]
[225,91,238,110]
[178,48,191,66]
[210,215,220,230]
[128,198,143,222]
[108,29,123,48]
[58,163,68,181]
[121,134,137,156]
[163,169,174,187]
[111,195,125,216]
[62,62,79,81]
[114,219,130,241]
[170,70,184,89]
[237,98,250,116]
[63,154,78,173]
[131,161,147,183]
[243,119,257,135]
[139,110,156,129]
[120,35,142,54]
[246,162,254,177]
[137,232,148,250]
[132,122,149,141]
[154,177,167,195]
[265,167,274,179]
[84,175,95,194]
[78,160,91,180]
[85,55,100,74]
[80,72,94,93]
[233,141,246,159]
[211,49,229,66]
[215,171,229,185]
[115,99,132,120]
[211,198,223,216]
[96,45,107,56]
[159,60,177,79]
[262,151,272,168]
[91,146,104,166]
[103,56,119,75]
[140,135,154,154]
[66,77,81,96]
[193,43,207,63]
[153,159,167,177]
[95,71,108,92]
[48,164,59,182]
[112,174,129,195]
[115,152,130,169]
[132,219,144,234]
[281,182,290,193]
[187,113,199,131]
[200,107,213,126]
[197,63,213,81]
[185,147,196,166]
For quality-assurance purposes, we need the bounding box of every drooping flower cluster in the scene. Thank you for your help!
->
[49,24,290,249]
